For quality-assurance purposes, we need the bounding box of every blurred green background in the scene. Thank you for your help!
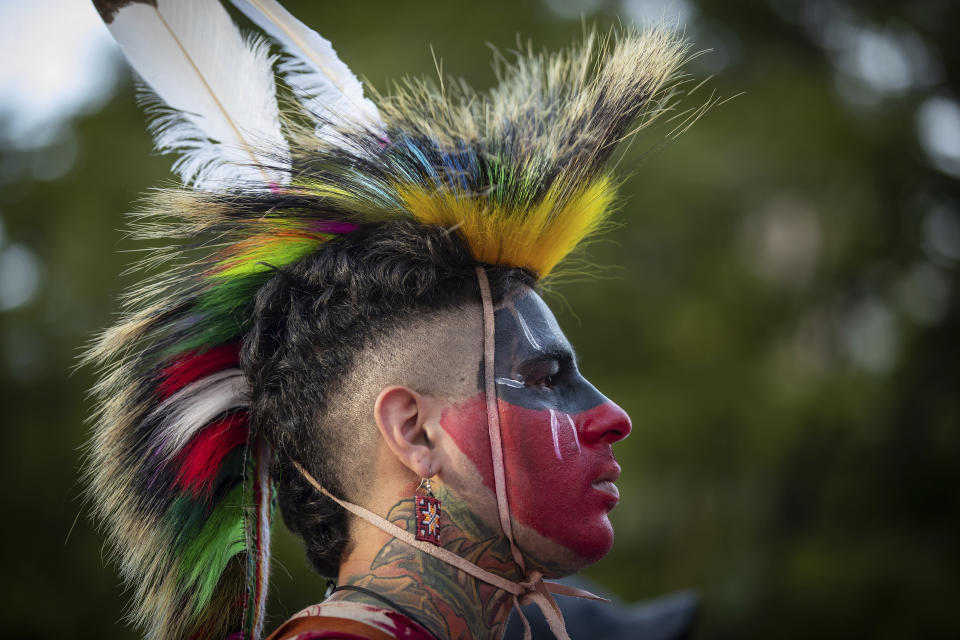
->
[1,0,958,638]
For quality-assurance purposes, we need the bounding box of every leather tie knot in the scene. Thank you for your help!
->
[517,571,545,606]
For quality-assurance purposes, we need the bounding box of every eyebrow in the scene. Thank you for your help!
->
[518,344,576,369]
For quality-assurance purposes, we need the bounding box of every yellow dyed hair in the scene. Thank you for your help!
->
[400,176,617,278]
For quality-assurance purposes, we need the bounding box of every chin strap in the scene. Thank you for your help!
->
[291,266,607,640]
[474,265,606,639]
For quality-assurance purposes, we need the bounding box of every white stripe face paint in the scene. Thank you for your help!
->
[548,410,583,461]
[496,376,525,389]
[566,413,582,454]
[516,310,544,353]
[550,409,563,460]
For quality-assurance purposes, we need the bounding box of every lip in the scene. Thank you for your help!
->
[591,479,620,502]
[591,463,621,501]
[593,463,621,484]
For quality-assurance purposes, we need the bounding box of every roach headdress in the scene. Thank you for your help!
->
[85,1,697,639]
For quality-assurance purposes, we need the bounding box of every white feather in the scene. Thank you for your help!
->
[103,0,289,189]
[147,369,248,461]
[229,0,384,140]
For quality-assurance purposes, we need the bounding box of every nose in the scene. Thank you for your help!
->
[578,401,632,445]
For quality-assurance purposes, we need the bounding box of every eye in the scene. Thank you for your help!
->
[531,361,562,389]
[516,354,567,391]
[535,374,556,389]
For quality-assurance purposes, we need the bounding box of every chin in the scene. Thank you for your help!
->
[548,498,618,562]
[518,513,615,577]
[570,515,615,565]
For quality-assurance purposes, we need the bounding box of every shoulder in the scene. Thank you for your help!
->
[267,601,435,640]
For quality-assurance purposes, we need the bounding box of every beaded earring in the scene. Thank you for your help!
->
[414,477,442,545]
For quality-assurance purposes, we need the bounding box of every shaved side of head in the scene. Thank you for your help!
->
[321,303,484,501]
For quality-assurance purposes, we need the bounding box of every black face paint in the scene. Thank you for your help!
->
[479,289,607,413]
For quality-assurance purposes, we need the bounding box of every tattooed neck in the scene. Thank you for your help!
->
[334,485,524,640]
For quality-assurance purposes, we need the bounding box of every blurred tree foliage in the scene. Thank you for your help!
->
[0,1,957,639]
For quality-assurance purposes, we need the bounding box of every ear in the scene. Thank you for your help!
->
[374,385,440,478]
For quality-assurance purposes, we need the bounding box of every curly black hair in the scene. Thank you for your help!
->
[241,220,534,576]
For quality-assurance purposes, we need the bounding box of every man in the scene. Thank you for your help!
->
[244,222,630,640]
[86,1,696,639]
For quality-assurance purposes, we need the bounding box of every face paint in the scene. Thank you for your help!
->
[444,289,632,561]
[485,290,608,415]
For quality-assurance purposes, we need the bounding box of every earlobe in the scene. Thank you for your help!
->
[374,385,439,478]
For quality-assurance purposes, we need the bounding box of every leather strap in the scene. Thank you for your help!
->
[265,614,397,640]
[476,267,527,572]
[291,460,529,596]
[475,266,589,640]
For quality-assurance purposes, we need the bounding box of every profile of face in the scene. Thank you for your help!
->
[439,286,632,570]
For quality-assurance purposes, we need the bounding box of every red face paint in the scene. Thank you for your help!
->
[441,395,630,561]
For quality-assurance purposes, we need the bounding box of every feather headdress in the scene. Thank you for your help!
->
[86,1,698,639]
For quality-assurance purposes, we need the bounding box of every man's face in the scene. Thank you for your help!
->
[439,286,632,568]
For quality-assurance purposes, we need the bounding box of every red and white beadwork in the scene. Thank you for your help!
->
[414,493,442,545]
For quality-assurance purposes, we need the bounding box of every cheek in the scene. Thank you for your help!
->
[440,394,616,561]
